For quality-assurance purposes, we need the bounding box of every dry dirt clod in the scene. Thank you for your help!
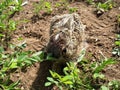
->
[46,13,87,61]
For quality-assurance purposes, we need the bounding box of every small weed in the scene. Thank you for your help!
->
[44,2,52,14]
[108,80,120,89]
[85,0,115,16]
[69,7,78,13]
[86,0,95,5]
[55,0,78,14]
[55,2,62,8]
[34,0,52,15]
[54,0,69,11]
[96,0,115,15]
[112,35,120,56]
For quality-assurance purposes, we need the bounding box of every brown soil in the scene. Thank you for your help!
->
[10,0,120,90]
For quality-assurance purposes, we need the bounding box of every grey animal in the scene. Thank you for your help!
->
[46,13,87,62]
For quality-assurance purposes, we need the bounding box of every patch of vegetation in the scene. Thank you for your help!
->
[112,15,120,57]
[112,35,120,57]
[108,80,120,90]
[45,52,120,90]
[0,44,44,89]
[0,0,23,49]
[34,0,52,15]
[96,0,115,15]
[86,0,95,5]
[34,0,78,16]
[86,0,115,16]
[69,7,78,13]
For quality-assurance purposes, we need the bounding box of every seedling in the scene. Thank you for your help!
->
[112,35,120,56]
[108,80,120,89]
[69,7,78,13]
[55,0,69,10]
[86,0,95,5]
[55,2,62,8]
[96,0,115,15]
[34,0,52,15]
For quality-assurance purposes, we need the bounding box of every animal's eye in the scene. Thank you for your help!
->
[62,48,66,53]
[74,29,77,32]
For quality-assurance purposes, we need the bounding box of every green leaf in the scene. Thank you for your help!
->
[9,20,16,31]
[0,34,4,37]
[94,58,116,73]
[93,73,104,79]
[9,62,18,69]
[9,80,20,89]
[61,75,73,82]
[0,47,4,53]
[0,23,6,30]
[77,49,86,63]
[45,82,52,86]
[32,51,43,57]
[69,7,77,13]
[115,41,120,46]
[63,81,73,85]
[47,77,55,82]
[28,57,38,62]
[101,86,109,90]
[49,70,61,79]
[24,60,32,65]
[17,54,27,62]
[108,80,120,88]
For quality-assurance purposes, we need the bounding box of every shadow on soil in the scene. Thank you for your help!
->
[30,60,53,90]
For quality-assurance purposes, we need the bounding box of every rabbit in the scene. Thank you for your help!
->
[46,13,87,62]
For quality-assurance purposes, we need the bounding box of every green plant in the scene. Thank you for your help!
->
[112,35,120,56]
[34,0,52,15]
[45,62,87,90]
[55,2,62,8]
[54,0,69,11]
[86,0,95,5]
[69,7,78,13]
[61,0,69,9]
[0,45,44,89]
[0,0,22,49]
[45,53,118,90]
[113,15,120,56]
[96,0,115,14]
[0,78,20,90]
[91,58,116,77]
[44,2,52,14]
[108,80,120,89]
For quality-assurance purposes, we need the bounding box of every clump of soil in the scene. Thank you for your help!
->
[10,0,120,90]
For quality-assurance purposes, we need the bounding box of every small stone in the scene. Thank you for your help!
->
[119,7,120,10]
